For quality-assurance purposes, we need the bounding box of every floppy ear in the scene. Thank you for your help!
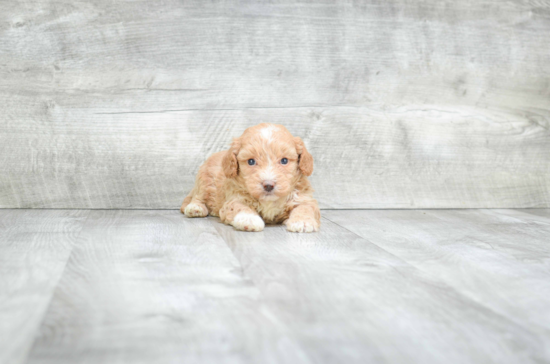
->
[294,137,313,176]
[222,138,241,178]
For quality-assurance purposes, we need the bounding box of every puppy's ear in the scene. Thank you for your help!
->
[222,138,241,178]
[294,137,313,176]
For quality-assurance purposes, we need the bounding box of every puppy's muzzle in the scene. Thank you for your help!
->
[262,181,275,192]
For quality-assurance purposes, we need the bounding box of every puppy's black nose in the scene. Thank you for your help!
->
[263,182,275,192]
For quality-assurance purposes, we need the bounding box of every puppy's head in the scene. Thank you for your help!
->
[222,123,313,201]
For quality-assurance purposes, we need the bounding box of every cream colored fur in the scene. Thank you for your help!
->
[181,123,320,233]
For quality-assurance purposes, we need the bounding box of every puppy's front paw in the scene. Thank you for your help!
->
[286,219,319,233]
[184,202,208,218]
[232,212,265,232]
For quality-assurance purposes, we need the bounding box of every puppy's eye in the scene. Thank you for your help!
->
[248,159,256,166]
[281,158,288,165]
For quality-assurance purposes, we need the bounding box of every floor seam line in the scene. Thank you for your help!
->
[321,215,428,267]
[207,218,316,364]
[20,210,93,364]
[322,212,550,339]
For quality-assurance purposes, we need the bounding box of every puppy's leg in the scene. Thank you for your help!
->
[180,192,193,214]
[285,203,320,233]
[181,187,208,218]
[184,199,208,218]
[220,200,264,232]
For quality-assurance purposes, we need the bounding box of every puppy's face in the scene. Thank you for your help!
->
[223,124,313,201]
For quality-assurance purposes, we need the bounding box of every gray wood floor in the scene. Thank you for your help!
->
[1,209,549,363]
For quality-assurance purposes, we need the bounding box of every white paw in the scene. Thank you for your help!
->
[184,203,208,218]
[286,220,319,233]
[232,212,265,232]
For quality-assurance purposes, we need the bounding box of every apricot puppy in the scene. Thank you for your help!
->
[181,123,320,232]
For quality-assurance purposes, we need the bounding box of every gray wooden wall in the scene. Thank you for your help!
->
[1,0,549,209]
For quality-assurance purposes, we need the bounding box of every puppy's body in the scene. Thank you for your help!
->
[181,124,320,232]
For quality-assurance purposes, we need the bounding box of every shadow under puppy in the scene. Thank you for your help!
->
[181,123,320,232]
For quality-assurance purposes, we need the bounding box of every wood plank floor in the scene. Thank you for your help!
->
[1,209,549,363]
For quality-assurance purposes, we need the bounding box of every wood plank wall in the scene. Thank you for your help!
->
[1,0,549,208]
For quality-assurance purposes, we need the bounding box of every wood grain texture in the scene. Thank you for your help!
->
[25,210,307,364]
[324,209,550,339]
[1,0,549,208]
[213,216,548,363]
[3,208,550,363]
[0,209,88,364]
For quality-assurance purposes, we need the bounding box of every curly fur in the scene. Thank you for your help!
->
[181,123,320,233]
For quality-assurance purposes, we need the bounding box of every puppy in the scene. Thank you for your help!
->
[180,123,320,233]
